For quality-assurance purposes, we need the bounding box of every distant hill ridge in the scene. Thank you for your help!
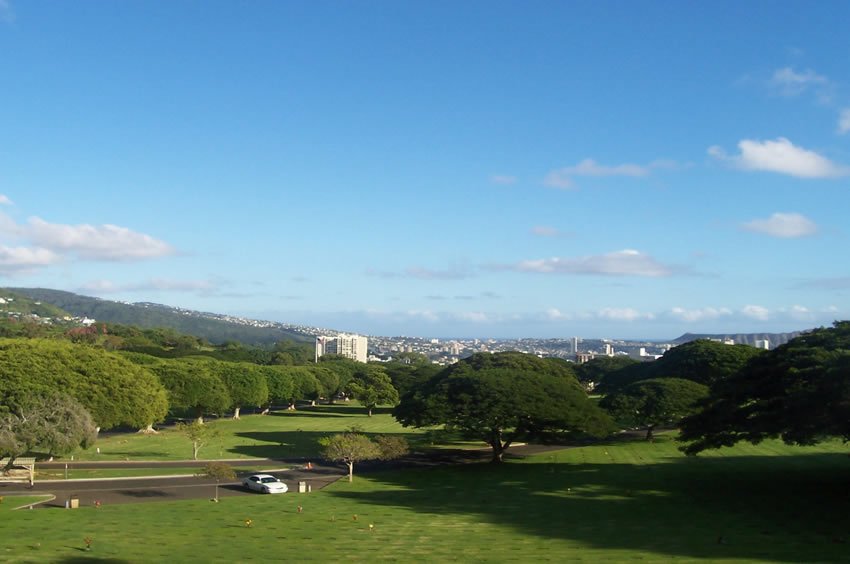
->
[6,288,314,346]
[672,331,806,347]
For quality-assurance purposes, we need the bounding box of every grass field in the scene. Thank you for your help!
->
[73,405,428,462]
[0,495,53,512]
[3,435,849,562]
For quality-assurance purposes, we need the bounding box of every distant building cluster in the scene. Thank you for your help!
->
[315,334,368,363]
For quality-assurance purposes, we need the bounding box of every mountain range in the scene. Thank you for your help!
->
[5,288,313,346]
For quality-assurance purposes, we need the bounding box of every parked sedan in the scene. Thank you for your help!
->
[242,474,288,494]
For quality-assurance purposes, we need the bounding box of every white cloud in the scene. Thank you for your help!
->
[546,308,570,321]
[741,212,818,238]
[769,67,828,97]
[405,309,439,322]
[0,245,60,273]
[490,174,517,185]
[596,307,653,322]
[455,311,489,323]
[544,158,679,189]
[708,138,849,178]
[669,307,732,322]
[563,158,650,177]
[787,305,814,321]
[505,249,675,277]
[531,226,560,237]
[742,305,770,321]
[25,217,175,260]
[838,109,850,135]
[0,195,12,206]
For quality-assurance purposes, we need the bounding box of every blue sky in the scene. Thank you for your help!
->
[1,1,848,339]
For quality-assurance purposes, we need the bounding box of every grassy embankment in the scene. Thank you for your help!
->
[3,433,849,562]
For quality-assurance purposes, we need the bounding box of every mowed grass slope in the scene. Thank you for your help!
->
[75,405,424,461]
[3,435,849,562]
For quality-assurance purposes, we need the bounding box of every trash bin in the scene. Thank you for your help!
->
[69,496,79,509]
[298,481,307,493]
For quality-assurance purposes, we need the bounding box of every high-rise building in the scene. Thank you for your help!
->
[754,339,770,350]
[315,334,368,363]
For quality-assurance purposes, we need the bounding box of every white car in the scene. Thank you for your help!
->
[242,474,288,494]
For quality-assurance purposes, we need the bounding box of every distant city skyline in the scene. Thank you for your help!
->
[1,2,848,338]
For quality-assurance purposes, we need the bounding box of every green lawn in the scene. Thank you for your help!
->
[72,405,428,462]
[3,435,849,562]
[0,495,53,512]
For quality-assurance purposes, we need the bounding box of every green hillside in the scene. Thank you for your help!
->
[6,288,312,346]
[0,289,71,319]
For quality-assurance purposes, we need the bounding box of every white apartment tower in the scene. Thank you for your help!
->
[315,334,368,363]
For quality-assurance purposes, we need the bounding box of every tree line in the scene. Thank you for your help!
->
[3,320,847,465]
[393,322,850,461]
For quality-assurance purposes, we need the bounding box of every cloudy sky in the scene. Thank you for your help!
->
[1,1,848,339]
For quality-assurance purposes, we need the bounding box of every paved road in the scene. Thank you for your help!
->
[1,444,566,509]
[0,462,344,508]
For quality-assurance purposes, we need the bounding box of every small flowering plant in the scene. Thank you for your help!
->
[83,537,93,551]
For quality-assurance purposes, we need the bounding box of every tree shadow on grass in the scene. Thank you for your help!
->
[268,411,348,418]
[328,451,850,562]
[230,430,333,459]
[230,430,423,460]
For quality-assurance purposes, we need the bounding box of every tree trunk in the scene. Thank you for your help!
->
[233,406,241,420]
[645,425,655,442]
[192,440,200,460]
[488,430,510,463]
[138,424,159,434]
[347,461,354,482]
[367,407,373,417]
[196,415,205,425]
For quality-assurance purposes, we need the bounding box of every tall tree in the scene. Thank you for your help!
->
[0,339,168,431]
[0,392,97,462]
[574,355,640,386]
[383,361,440,397]
[600,378,709,440]
[151,358,231,422]
[257,365,295,409]
[395,352,614,462]
[598,340,763,394]
[349,365,399,416]
[680,322,850,455]
[214,362,269,419]
[316,355,360,402]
